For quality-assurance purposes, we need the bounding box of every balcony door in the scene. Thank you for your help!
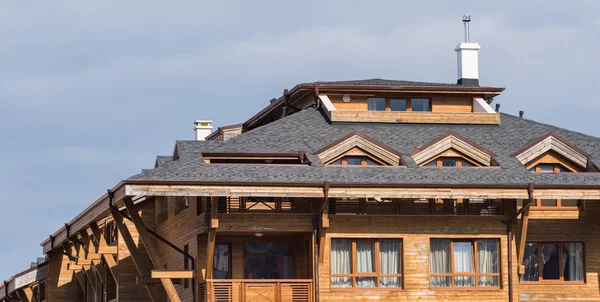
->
[244,242,294,279]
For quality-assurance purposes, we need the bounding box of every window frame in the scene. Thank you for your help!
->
[520,241,586,284]
[423,156,480,168]
[330,238,404,291]
[429,238,501,289]
[330,155,383,166]
[517,199,583,211]
[366,97,432,112]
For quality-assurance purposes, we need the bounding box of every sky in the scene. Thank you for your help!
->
[1,0,599,278]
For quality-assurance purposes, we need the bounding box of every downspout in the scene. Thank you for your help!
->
[49,235,78,260]
[502,182,534,302]
[107,190,197,302]
[65,223,87,251]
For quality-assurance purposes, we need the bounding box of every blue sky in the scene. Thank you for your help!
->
[1,1,599,278]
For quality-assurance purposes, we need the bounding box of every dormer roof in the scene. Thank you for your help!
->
[411,132,496,167]
[513,132,597,171]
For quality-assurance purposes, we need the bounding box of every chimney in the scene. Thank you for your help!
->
[194,120,213,141]
[455,15,480,87]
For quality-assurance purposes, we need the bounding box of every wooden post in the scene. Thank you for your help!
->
[110,207,164,302]
[89,223,118,283]
[16,288,33,302]
[206,197,219,280]
[517,205,531,275]
[123,198,181,302]
[318,199,329,264]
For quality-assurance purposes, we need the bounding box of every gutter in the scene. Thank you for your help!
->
[501,182,534,302]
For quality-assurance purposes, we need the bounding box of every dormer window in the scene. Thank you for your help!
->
[513,132,598,173]
[412,132,497,168]
[315,131,402,167]
[367,97,431,112]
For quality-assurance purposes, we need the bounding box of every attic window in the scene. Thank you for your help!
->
[315,131,402,167]
[203,152,310,165]
[514,133,597,173]
[367,97,431,112]
[412,132,497,168]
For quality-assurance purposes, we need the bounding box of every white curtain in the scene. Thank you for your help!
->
[430,239,451,287]
[563,243,584,281]
[477,239,499,286]
[453,242,475,287]
[331,239,352,288]
[356,241,376,288]
[379,239,402,288]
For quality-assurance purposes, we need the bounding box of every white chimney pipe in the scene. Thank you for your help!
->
[194,120,213,141]
[455,15,480,87]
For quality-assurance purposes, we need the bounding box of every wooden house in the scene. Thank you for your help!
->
[2,19,600,302]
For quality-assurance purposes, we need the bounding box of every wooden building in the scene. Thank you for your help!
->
[3,21,600,302]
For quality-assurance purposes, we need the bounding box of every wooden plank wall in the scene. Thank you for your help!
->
[153,196,205,301]
[329,94,474,113]
[45,252,83,302]
[319,215,518,301]
[518,201,600,301]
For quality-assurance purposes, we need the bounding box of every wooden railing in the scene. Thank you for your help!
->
[200,279,312,302]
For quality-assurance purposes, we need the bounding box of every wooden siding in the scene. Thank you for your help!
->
[46,253,84,302]
[319,215,518,301]
[330,111,500,125]
[329,95,474,113]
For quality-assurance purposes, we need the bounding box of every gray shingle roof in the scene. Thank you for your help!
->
[130,108,600,185]
[314,78,462,87]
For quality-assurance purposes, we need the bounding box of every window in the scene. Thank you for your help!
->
[174,196,189,215]
[330,156,381,166]
[389,99,407,112]
[430,239,500,288]
[529,163,571,173]
[213,243,230,279]
[331,239,402,289]
[411,98,431,112]
[367,98,386,111]
[517,199,582,210]
[245,243,294,279]
[521,242,584,283]
[424,157,476,167]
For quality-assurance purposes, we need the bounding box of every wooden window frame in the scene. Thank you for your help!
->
[330,238,403,291]
[430,239,501,289]
[367,97,432,112]
[520,241,586,284]
[424,156,480,168]
[530,163,575,173]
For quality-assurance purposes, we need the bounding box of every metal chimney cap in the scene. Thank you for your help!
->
[462,15,471,22]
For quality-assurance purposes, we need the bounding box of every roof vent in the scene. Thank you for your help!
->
[519,110,524,118]
[495,104,500,112]
[455,15,480,87]
[194,120,213,141]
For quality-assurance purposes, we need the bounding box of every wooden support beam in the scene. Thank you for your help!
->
[206,197,219,280]
[68,264,84,271]
[151,270,194,279]
[92,260,108,286]
[16,288,33,302]
[90,222,118,283]
[110,207,163,302]
[137,277,181,285]
[517,205,531,275]
[123,198,181,302]
[97,246,118,255]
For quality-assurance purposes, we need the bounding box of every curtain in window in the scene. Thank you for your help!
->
[379,239,401,288]
[521,243,539,281]
[541,244,560,280]
[563,243,584,281]
[331,239,352,288]
[453,242,475,287]
[477,239,499,286]
[356,241,376,287]
[430,239,451,287]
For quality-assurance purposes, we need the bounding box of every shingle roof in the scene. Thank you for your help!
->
[314,78,462,87]
[131,108,600,185]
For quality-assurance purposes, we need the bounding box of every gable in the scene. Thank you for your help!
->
[315,132,402,166]
[411,132,495,167]
[514,132,594,171]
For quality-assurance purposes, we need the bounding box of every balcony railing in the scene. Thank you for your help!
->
[200,279,312,302]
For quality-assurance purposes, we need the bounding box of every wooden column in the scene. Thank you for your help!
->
[123,198,181,302]
[111,207,163,301]
[206,197,219,279]
[517,205,531,275]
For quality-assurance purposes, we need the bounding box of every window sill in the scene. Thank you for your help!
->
[330,288,403,292]
[429,286,502,291]
[520,281,585,285]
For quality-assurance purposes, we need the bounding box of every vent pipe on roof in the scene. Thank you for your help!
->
[495,104,500,112]
[455,15,480,87]
[194,120,213,141]
[519,111,524,118]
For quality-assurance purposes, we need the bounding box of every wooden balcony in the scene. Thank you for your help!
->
[329,110,501,125]
[200,279,312,302]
